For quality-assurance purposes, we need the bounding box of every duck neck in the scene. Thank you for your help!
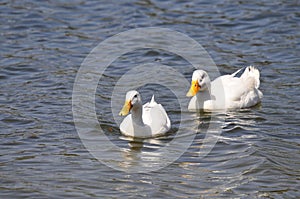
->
[131,104,145,126]
[196,87,212,102]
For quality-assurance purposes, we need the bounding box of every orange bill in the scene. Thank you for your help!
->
[186,80,200,97]
[119,100,132,116]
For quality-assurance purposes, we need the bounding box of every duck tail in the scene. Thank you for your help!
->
[242,66,260,88]
[231,67,244,77]
[150,95,155,104]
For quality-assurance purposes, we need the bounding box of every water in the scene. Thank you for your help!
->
[1,0,299,198]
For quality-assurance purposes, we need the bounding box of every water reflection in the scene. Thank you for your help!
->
[111,109,228,172]
[112,107,265,173]
[116,136,168,171]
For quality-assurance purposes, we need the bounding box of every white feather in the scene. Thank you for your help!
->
[119,91,171,138]
[188,66,263,110]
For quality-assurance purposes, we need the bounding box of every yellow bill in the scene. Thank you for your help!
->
[186,80,200,97]
[119,100,132,116]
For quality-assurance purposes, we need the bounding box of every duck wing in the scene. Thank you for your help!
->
[212,66,262,108]
[143,96,171,135]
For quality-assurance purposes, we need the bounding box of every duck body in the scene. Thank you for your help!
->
[119,90,171,138]
[187,66,263,111]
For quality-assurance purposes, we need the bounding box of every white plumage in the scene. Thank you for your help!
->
[186,66,263,111]
[119,90,171,138]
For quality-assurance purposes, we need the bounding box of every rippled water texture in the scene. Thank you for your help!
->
[1,0,299,198]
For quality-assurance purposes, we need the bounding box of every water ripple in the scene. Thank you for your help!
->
[0,0,299,198]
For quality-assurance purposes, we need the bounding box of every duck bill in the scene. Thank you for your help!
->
[119,100,132,116]
[186,80,200,97]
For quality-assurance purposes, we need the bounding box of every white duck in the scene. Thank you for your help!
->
[186,66,263,111]
[119,90,171,138]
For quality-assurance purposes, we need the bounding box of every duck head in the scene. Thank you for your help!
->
[186,70,211,97]
[119,90,142,116]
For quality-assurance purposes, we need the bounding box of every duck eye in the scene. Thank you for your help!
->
[133,94,138,98]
